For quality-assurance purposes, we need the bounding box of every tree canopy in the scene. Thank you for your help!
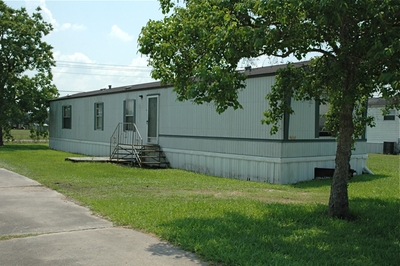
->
[0,1,58,145]
[139,0,400,218]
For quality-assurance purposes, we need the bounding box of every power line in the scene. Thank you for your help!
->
[52,70,153,78]
[54,65,151,72]
[55,60,151,70]
[53,60,154,78]
[58,90,86,93]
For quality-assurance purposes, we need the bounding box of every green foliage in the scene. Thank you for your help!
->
[140,0,400,218]
[140,0,399,120]
[29,127,48,141]
[0,2,58,144]
[262,60,375,140]
[260,0,399,137]
[0,145,398,265]
[139,0,261,113]
[6,129,46,142]
[140,0,399,138]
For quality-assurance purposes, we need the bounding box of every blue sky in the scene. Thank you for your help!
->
[5,0,167,96]
[5,0,309,97]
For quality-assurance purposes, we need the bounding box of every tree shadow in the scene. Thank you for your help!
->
[290,173,390,189]
[158,199,399,265]
[146,242,207,265]
[348,173,390,183]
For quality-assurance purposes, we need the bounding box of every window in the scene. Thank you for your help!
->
[123,99,136,130]
[317,103,331,137]
[62,105,71,129]
[384,110,396,121]
[94,102,104,130]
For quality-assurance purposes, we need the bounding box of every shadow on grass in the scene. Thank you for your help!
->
[291,173,390,189]
[349,174,390,183]
[0,143,49,152]
[146,242,205,264]
[159,200,399,266]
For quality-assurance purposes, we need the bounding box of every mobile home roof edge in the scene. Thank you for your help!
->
[51,61,309,101]
[51,81,168,101]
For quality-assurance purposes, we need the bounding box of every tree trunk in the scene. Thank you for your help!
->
[0,126,3,146]
[328,103,354,219]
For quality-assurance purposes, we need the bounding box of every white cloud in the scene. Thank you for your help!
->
[113,56,154,85]
[25,0,86,32]
[52,52,100,96]
[52,52,154,97]
[54,51,94,64]
[110,25,134,42]
[58,23,86,32]
[131,56,150,67]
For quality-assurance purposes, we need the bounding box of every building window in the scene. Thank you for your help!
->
[123,99,136,130]
[94,102,104,130]
[62,105,71,129]
[384,110,396,121]
[317,103,332,137]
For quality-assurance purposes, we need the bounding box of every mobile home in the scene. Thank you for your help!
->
[366,98,399,154]
[49,62,367,184]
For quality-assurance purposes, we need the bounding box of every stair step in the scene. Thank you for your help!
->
[112,157,137,160]
[141,161,169,164]
[118,145,134,149]
[110,122,168,168]
[134,144,159,147]
[112,154,137,158]
[141,162,170,167]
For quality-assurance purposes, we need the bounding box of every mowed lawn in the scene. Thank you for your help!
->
[4,129,48,142]
[0,144,398,266]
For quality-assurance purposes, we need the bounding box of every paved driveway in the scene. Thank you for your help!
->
[0,168,206,266]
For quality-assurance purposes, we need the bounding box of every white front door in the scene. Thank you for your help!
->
[147,95,159,143]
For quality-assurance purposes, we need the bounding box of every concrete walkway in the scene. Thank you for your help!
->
[0,168,206,266]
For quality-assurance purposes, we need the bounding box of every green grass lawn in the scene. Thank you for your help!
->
[0,143,399,265]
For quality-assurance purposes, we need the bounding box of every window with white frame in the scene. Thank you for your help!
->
[384,110,396,121]
[62,105,71,129]
[318,103,332,137]
[124,99,136,130]
[94,102,104,130]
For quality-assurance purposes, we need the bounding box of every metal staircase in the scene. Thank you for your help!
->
[110,123,169,168]
[110,122,143,166]
[139,144,170,168]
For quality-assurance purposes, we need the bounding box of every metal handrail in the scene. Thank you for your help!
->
[110,124,120,160]
[110,122,143,166]
[131,123,143,146]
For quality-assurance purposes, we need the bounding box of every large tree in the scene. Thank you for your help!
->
[0,1,58,145]
[139,0,400,219]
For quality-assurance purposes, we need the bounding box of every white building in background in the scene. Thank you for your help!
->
[49,62,368,184]
[367,98,399,154]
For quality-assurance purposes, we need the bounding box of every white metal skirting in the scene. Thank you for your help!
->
[50,138,368,184]
[163,148,368,184]
[50,138,110,157]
